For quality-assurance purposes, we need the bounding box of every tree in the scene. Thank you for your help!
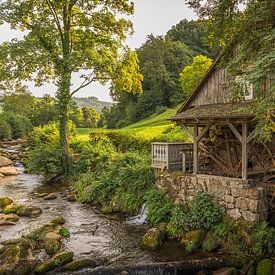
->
[0,0,143,177]
[81,107,99,128]
[185,0,275,141]
[179,55,212,98]
[0,88,36,118]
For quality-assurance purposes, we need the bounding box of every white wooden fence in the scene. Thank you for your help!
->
[151,142,193,172]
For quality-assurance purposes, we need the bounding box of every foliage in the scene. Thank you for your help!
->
[179,55,213,98]
[146,188,173,225]
[186,0,275,141]
[0,0,142,177]
[59,227,70,238]
[0,89,35,118]
[251,221,275,255]
[167,19,216,57]
[29,121,76,145]
[0,118,11,140]
[74,151,155,215]
[0,112,33,139]
[27,143,66,176]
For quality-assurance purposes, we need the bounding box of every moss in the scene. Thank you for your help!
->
[62,258,97,271]
[3,204,42,217]
[35,251,74,274]
[0,197,13,209]
[44,239,61,255]
[142,224,166,250]
[100,206,113,214]
[256,259,273,275]
[59,227,70,238]
[50,216,65,225]
[202,231,220,252]
[181,230,206,253]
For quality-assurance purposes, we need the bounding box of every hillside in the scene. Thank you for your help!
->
[73,96,112,112]
[76,105,189,142]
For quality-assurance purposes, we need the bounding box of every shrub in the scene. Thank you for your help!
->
[27,143,67,176]
[0,118,11,140]
[0,112,33,139]
[29,121,76,145]
[74,151,155,214]
[146,188,173,225]
[186,192,222,230]
[251,221,275,255]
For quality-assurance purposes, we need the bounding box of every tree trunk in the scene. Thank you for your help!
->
[57,70,72,179]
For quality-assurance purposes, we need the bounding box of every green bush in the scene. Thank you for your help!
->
[0,118,11,140]
[0,112,33,139]
[251,221,275,255]
[146,188,173,225]
[29,121,76,145]
[27,143,67,176]
[74,151,155,214]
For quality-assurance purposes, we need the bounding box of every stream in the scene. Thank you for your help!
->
[0,144,220,274]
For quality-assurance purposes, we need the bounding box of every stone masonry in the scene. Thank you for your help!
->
[156,172,269,223]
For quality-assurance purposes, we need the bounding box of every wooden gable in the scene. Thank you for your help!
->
[178,54,234,113]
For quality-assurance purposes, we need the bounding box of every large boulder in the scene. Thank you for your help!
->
[181,230,207,253]
[0,238,35,275]
[0,166,19,176]
[142,224,166,250]
[256,259,273,275]
[0,156,12,167]
[35,251,74,274]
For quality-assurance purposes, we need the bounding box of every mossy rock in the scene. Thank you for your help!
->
[142,224,166,250]
[0,197,13,209]
[62,258,97,271]
[256,259,273,275]
[50,216,65,225]
[100,206,113,214]
[213,267,238,275]
[3,204,42,217]
[43,193,57,200]
[181,230,207,253]
[44,239,61,255]
[35,251,74,274]
[0,238,34,275]
[36,193,49,198]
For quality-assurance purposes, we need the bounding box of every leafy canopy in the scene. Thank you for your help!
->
[179,55,212,98]
[0,0,142,95]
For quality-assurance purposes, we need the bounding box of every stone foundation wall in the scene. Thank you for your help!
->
[156,172,269,223]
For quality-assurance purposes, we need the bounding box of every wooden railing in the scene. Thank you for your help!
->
[151,142,193,172]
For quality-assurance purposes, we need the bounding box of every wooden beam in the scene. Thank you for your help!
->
[242,121,248,180]
[181,124,194,140]
[193,124,199,175]
[227,122,242,142]
[197,123,213,142]
[247,128,256,144]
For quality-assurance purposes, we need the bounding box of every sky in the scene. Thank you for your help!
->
[0,0,196,102]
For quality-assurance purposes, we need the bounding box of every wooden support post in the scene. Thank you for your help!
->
[193,124,199,175]
[242,121,248,180]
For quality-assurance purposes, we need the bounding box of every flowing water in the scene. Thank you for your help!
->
[0,144,221,274]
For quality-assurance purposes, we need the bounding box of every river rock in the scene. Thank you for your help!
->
[51,216,65,225]
[46,232,62,241]
[36,193,49,198]
[44,239,61,254]
[142,223,166,250]
[256,259,273,275]
[0,197,13,209]
[3,204,42,217]
[43,193,57,200]
[0,213,20,225]
[0,238,35,275]
[0,166,19,176]
[62,258,97,271]
[0,173,4,177]
[35,251,74,274]
[181,230,207,253]
[213,267,238,275]
[0,156,13,167]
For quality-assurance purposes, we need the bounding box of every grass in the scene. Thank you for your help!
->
[75,105,188,142]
